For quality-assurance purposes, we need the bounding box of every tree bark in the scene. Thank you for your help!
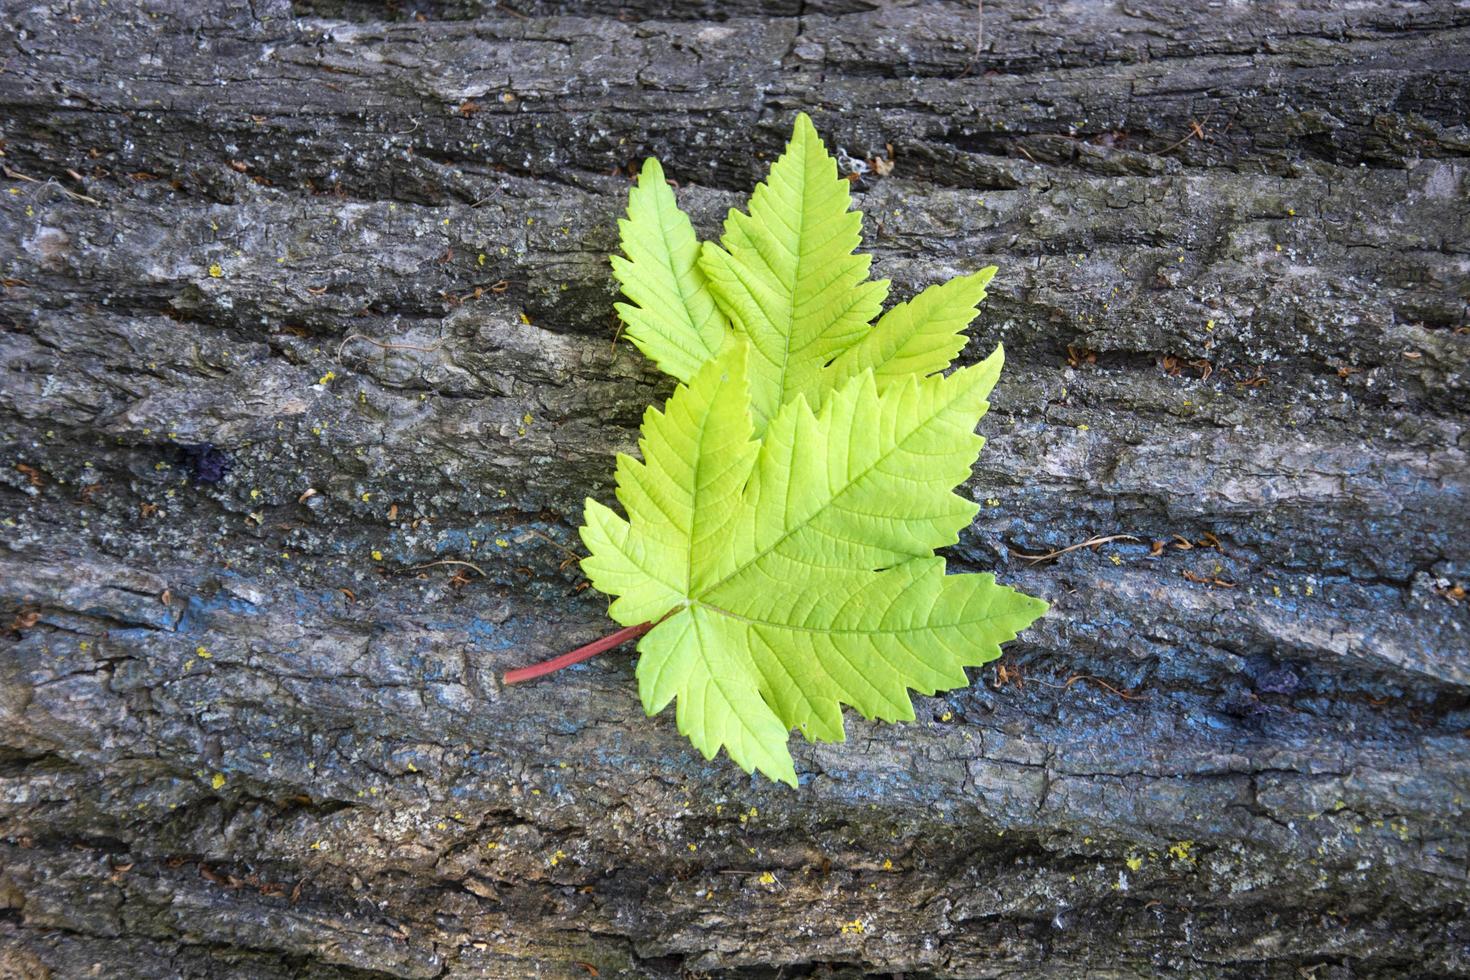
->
[1,0,1467,976]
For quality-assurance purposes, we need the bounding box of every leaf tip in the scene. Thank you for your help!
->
[974,343,1005,385]
[636,156,666,184]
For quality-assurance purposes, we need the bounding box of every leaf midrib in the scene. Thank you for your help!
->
[768,139,809,433]
[652,179,718,360]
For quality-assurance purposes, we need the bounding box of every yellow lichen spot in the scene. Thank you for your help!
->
[881,858,893,871]
[441,217,450,226]
[183,658,194,672]
[407,762,419,773]
[1126,853,1144,872]
[549,849,566,867]
[371,550,383,561]
[1110,554,1122,566]
[985,497,1000,507]
[526,217,534,226]
[939,711,953,722]
[319,370,336,385]
[1168,840,1194,862]
[477,253,486,266]
[311,840,323,850]
[687,843,698,852]
[519,312,531,325]
[250,488,262,500]
[491,537,509,549]
[840,919,865,935]
[1206,319,1215,331]
[211,772,227,790]
[531,788,541,796]
[1274,244,1283,252]
[208,263,223,278]
[25,205,34,216]
[6,187,17,195]
[522,412,534,426]
[437,821,447,830]
[262,751,272,759]
[1077,423,1090,431]
[1273,585,1282,597]
[1305,584,1315,596]
[79,641,92,652]
[486,841,498,850]
[497,488,507,497]
[369,786,379,795]
[195,646,212,660]
[1287,208,1296,216]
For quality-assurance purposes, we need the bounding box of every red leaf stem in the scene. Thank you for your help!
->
[502,620,656,685]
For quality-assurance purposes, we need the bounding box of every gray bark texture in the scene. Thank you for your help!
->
[1,0,1468,976]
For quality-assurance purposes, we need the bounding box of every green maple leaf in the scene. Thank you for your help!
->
[581,345,1047,786]
[562,113,1047,786]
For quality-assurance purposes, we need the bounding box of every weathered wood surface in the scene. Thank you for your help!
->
[1,0,1467,976]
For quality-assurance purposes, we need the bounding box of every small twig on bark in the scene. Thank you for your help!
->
[525,528,582,562]
[337,334,444,359]
[411,559,488,577]
[526,528,584,571]
[1010,534,1140,565]
[956,0,984,78]
[1031,673,1150,702]
[4,165,102,205]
